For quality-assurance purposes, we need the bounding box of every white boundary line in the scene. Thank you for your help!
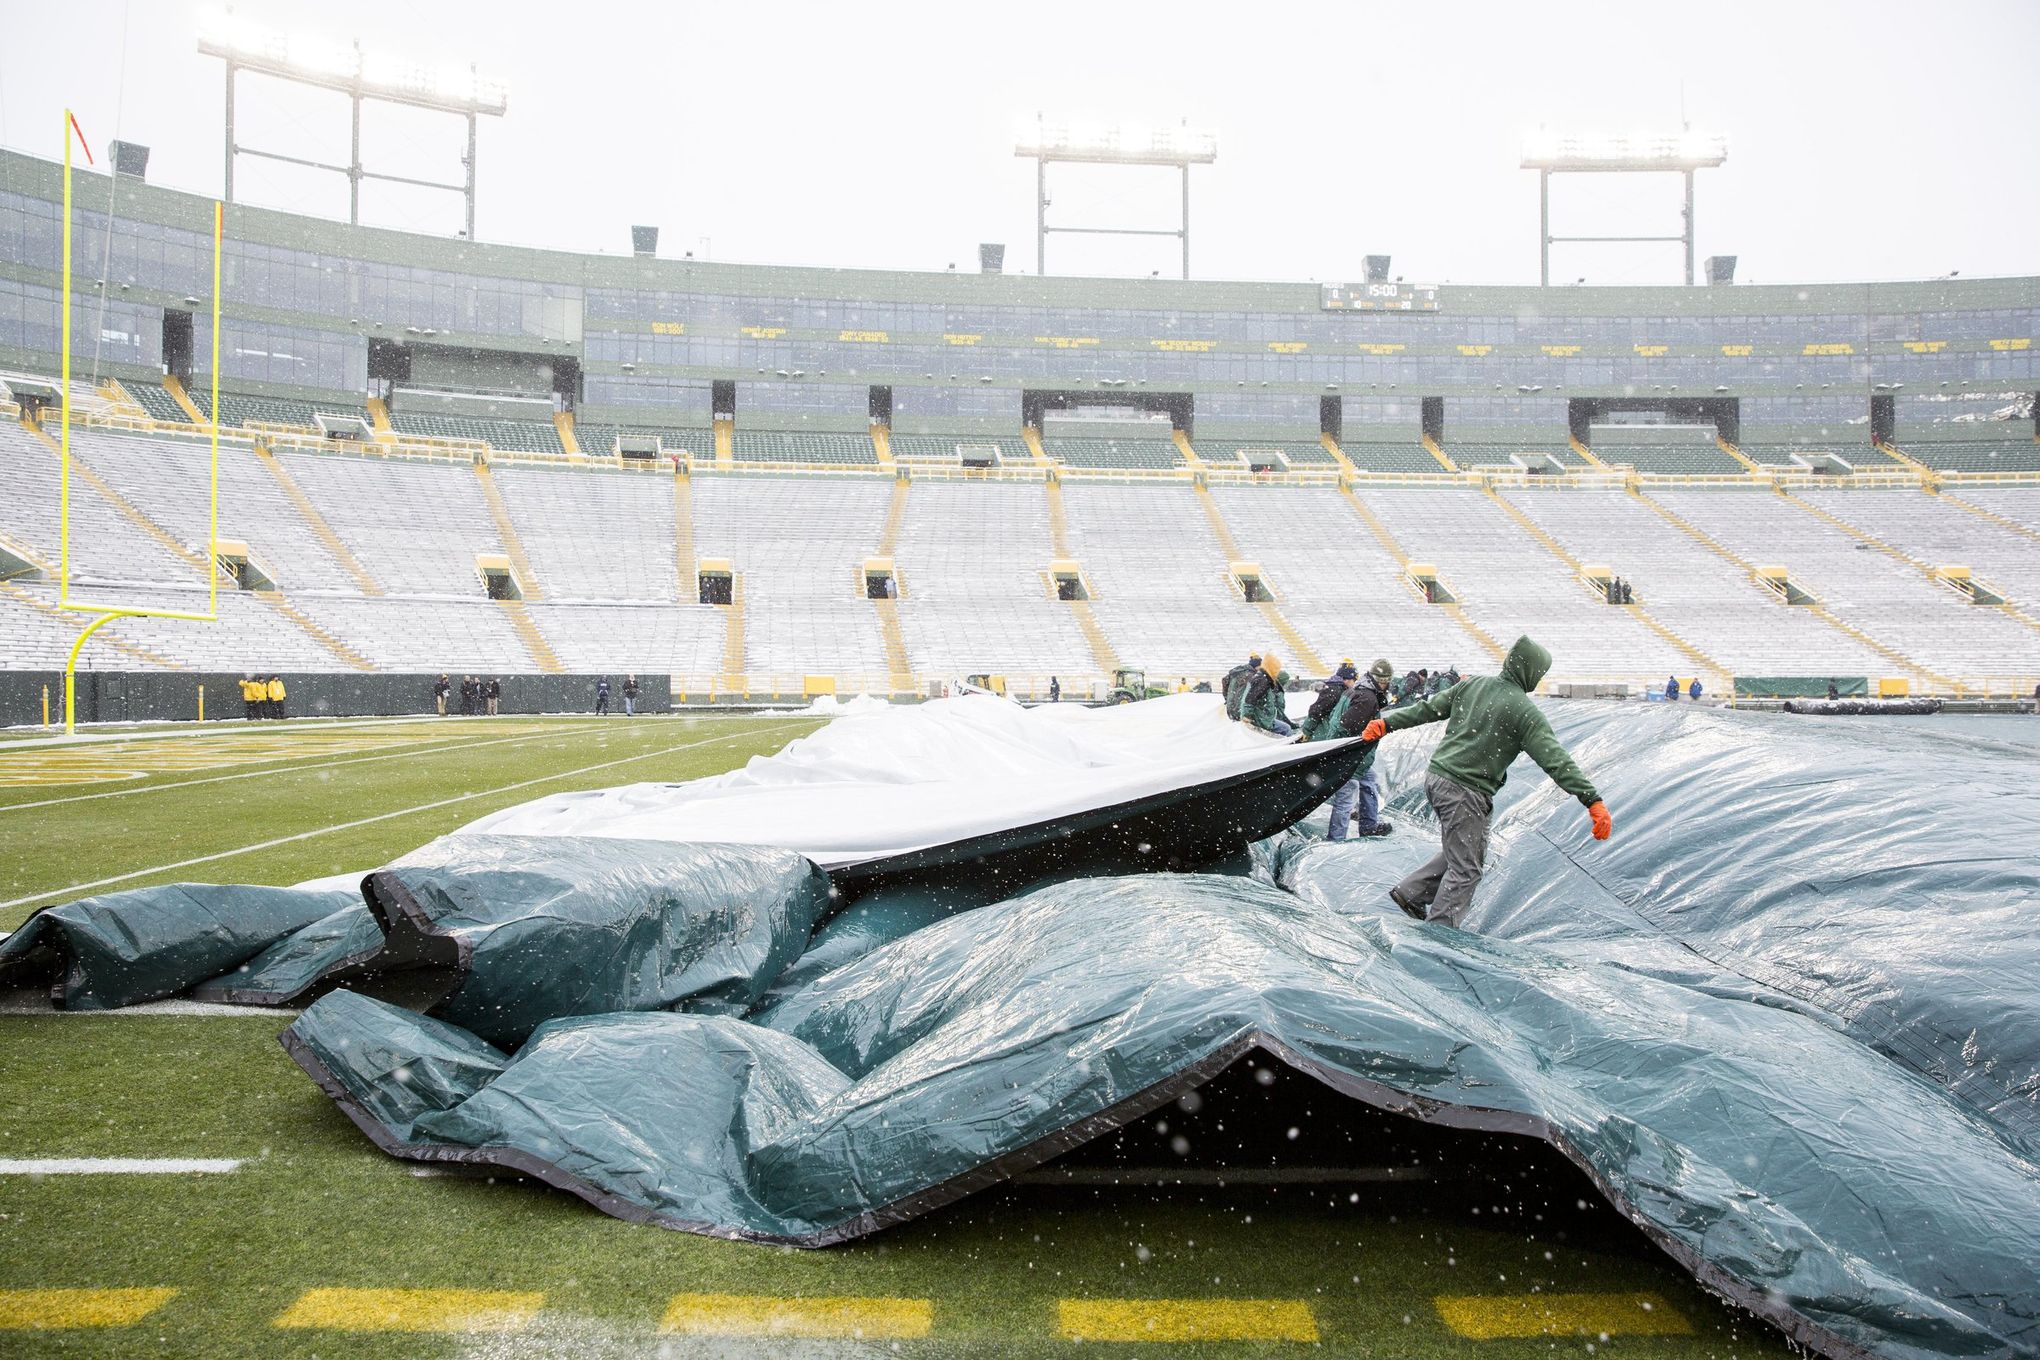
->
[0,714,447,750]
[0,1157,243,1174]
[0,721,629,813]
[0,722,811,913]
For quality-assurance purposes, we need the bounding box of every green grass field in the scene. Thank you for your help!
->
[0,716,1793,1357]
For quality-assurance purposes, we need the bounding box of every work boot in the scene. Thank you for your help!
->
[1388,886,1425,920]
[1357,823,1394,837]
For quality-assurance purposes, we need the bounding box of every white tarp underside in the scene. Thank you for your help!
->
[457,694,1345,868]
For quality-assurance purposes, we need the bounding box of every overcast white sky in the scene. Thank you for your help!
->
[4,0,2036,287]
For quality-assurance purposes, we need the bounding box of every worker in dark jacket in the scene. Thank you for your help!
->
[434,674,451,717]
[1312,658,1396,840]
[1665,674,1680,702]
[1687,677,1702,702]
[1241,653,1292,736]
[1222,655,1261,721]
[1364,636,1611,927]
[1300,661,1358,739]
[595,678,612,716]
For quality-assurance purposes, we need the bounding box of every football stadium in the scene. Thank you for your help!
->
[1,4,2037,1358]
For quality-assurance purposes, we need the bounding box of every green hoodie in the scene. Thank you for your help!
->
[1379,635,1599,804]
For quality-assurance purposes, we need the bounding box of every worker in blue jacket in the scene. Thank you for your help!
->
[1309,658,1396,840]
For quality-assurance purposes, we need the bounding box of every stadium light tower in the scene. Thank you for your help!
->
[198,10,508,239]
[1015,117,1217,280]
[1521,129,1727,286]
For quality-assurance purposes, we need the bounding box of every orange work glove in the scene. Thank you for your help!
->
[1361,718,1387,742]
[1588,800,1613,841]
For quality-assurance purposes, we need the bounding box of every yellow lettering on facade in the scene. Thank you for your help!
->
[1541,345,1580,357]
[1988,337,2032,351]
[1634,344,1668,357]
[1802,342,1854,356]
[838,330,889,343]
[1266,341,1307,353]
[1456,344,1491,357]
[650,321,686,336]
[740,326,786,339]
[1719,344,1752,356]
[1902,340,1946,353]
[942,333,982,345]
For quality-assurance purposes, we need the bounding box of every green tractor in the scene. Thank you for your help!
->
[1107,667,1171,705]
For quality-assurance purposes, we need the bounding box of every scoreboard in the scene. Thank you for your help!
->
[1321,281,1440,312]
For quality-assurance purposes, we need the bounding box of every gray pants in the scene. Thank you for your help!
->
[1395,773,1493,927]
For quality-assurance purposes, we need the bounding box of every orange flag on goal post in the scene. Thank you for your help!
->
[67,110,94,165]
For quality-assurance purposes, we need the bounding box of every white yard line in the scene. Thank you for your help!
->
[1015,1166,1432,1187]
[0,990,297,1017]
[0,1157,243,1174]
[0,722,810,914]
[0,715,443,750]
[0,722,624,813]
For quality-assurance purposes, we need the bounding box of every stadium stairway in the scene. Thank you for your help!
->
[874,477,915,691]
[161,374,206,424]
[495,599,564,674]
[252,591,374,671]
[1194,484,1326,675]
[1173,430,1205,470]
[1319,433,1359,477]
[1876,441,1937,477]
[870,425,895,469]
[1044,478,1122,674]
[1478,485,1727,685]
[252,445,385,595]
[713,418,734,465]
[366,397,393,436]
[1936,487,2040,547]
[719,572,747,690]
[672,469,695,603]
[1420,435,1458,472]
[1627,487,1955,690]
[1569,435,1612,471]
[470,463,547,601]
[554,411,579,456]
[1776,487,2040,638]
[1337,484,1505,664]
[0,579,180,668]
[1717,438,1764,474]
[1022,426,1053,468]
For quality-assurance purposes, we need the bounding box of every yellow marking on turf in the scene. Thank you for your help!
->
[659,1293,932,1339]
[273,1288,543,1333]
[0,724,584,787]
[1435,1290,1691,1339]
[0,1287,178,1328]
[1058,1298,1318,1343]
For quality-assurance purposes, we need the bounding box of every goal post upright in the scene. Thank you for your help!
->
[57,109,222,733]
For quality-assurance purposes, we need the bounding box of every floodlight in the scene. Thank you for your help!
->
[198,11,507,114]
[1014,115,1216,277]
[1520,129,1726,171]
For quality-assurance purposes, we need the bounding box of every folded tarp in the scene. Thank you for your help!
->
[458,693,1367,883]
[0,884,357,1010]
[14,840,830,1047]
[1734,675,1870,697]
[286,868,2040,1360]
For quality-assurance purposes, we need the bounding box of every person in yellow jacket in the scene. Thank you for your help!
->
[266,674,287,720]
[240,675,259,721]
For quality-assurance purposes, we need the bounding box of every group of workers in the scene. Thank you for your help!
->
[238,674,287,720]
[435,675,502,717]
[1220,636,1612,929]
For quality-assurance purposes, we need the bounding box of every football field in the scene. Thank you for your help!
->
[0,716,1790,1357]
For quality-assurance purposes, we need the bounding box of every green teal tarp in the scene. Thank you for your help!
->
[1733,674,1870,697]
[8,698,2039,1360]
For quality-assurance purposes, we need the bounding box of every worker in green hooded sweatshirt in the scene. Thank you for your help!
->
[1362,635,1611,927]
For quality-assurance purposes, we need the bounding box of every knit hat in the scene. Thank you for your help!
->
[1334,662,1358,682]
[1370,658,1395,684]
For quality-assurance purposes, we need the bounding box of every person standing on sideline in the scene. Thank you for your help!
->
[1363,636,1610,927]
[1049,676,1061,704]
[434,674,451,717]
[487,677,501,717]
[1828,679,1840,701]
[241,675,259,720]
[622,674,640,717]
[1310,658,1395,840]
[266,675,287,720]
[595,678,612,717]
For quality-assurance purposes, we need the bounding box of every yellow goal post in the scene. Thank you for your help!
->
[57,108,221,732]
